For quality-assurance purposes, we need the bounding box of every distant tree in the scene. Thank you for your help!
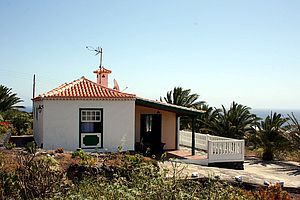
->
[0,85,24,112]
[201,102,259,139]
[256,112,290,161]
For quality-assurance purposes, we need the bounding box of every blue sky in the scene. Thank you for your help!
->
[1,1,300,110]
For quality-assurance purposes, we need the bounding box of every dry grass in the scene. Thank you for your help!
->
[245,147,300,162]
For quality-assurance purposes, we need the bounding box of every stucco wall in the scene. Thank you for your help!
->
[39,99,135,151]
[135,105,177,150]
[33,101,44,147]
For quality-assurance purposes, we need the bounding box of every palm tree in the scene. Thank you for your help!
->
[161,87,206,109]
[161,87,207,130]
[286,112,300,150]
[201,102,259,139]
[0,85,24,112]
[257,112,289,161]
[194,107,215,132]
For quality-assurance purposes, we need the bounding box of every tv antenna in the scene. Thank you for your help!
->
[86,46,103,68]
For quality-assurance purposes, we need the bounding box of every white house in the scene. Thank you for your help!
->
[33,66,203,152]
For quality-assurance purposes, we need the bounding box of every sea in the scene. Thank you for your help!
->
[252,109,300,121]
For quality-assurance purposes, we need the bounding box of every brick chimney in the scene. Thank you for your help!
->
[93,67,112,87]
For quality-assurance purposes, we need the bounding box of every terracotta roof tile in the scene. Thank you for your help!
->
[93,67,112,74]
[34,77,135,100]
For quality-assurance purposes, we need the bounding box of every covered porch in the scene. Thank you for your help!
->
[135,97,203,154]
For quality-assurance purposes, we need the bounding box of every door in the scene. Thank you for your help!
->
[140,114,162,152]
[79,109,103,149]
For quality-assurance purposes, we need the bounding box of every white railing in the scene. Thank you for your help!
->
[207,140,244,163]
[179,131,244,163]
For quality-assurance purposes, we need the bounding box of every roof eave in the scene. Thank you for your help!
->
[34,96,136,101]
[135,98,204,116]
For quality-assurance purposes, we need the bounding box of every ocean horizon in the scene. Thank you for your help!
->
[252,109,300,120]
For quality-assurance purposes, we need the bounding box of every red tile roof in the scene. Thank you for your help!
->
[93,67,112,74]
[34,77,135,100]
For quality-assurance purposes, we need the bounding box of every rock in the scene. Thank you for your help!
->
[235,175,243,182]
[191,172,199,178]
[276,180,284,187]
[264,180,270,186]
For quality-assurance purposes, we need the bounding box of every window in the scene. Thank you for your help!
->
[81,110,101,122]
[145,115,152,132]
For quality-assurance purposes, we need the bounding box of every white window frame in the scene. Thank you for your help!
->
[81,133,102,148]
[81,110,101,122]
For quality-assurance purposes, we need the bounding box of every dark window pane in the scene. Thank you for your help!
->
[81,122,101,133]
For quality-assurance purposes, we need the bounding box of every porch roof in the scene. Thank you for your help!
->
[135,97,205,117]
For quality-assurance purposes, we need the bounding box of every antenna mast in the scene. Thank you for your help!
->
[99,47,103,68]
[86,46,103,69]
[32,74,36,113]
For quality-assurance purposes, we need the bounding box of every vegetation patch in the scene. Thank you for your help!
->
[0,148,295,199]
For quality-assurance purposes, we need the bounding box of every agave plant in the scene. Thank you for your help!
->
[257,112,290,161]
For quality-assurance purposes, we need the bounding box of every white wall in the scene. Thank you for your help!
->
[40,99,135,151]
[135,105,177,150]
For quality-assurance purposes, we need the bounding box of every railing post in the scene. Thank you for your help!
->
[241,140,245,161]
[207,140,210,162]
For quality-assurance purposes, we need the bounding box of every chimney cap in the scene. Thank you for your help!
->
[93,66,112,74]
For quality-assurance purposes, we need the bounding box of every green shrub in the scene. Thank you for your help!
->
[10,111,32,135]
[0,170,19,199]
[0,125,7,135]
[60,164,247,200]
[72,149,86,159]
[4,142,15,150]
[25,141,37,154]
[71,149,96,166]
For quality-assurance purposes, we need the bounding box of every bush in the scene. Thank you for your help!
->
[244,184,291,200]
[4,142,15,150]
[71,149,96,166]
[9,111,32,135]
[55,147,64,153]
[0,153,66,199]
[0,150,292,200]
[72,149,86,159]
[25,141,37,154]
[16,154,66,199]
[0,125,8,135]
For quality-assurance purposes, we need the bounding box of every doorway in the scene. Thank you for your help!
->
[140,114,162,152]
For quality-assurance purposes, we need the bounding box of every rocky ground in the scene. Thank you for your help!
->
[160,156,300,199]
